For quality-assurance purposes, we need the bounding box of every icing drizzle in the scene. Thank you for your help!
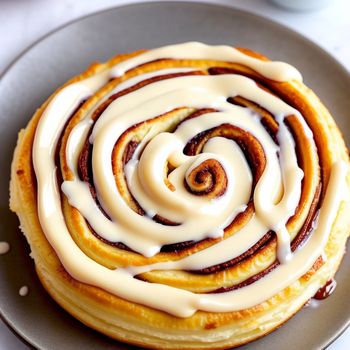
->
[32,42,348,317]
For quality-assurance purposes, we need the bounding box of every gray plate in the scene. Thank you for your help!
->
[0,2,349,349]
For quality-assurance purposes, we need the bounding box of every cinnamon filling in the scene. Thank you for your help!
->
[59,64,322,293]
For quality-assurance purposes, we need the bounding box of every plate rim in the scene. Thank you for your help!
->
[1,0,349,82]
[0,1,349,349]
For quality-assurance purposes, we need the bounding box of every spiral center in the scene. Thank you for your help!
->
[185,159,228,199]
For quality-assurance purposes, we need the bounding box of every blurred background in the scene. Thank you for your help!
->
[0,0,349,349]
[1,0,349,75]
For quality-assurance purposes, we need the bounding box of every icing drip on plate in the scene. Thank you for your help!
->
[32,42,348,317]
[19,286,29,297]
[0,242,10,255]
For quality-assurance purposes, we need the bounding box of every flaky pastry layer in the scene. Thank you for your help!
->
[10,47,350,349]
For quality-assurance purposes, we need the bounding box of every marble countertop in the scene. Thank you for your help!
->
[0,0,349,349]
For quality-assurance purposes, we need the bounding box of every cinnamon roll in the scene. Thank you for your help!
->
[10,42,350,349]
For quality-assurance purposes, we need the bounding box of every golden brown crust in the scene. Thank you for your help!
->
[9,47,350,349]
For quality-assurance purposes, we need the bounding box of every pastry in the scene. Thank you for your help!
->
[10,42,350,349]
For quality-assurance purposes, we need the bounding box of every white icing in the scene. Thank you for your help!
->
[65,68,196,176]
[304,298,320,309]
[63,75,303,259]
[0,241,10,255]
[110,42,303,82]
[19,286,29,297]
[31,42,348,317]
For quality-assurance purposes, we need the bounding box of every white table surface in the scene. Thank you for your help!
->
[0,0,349,349]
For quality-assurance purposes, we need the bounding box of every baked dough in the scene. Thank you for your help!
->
[10,43,350,349]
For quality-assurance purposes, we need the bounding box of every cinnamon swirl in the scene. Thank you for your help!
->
[10,42,350,349]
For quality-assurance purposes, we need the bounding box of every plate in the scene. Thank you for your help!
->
[1,2,350,349]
